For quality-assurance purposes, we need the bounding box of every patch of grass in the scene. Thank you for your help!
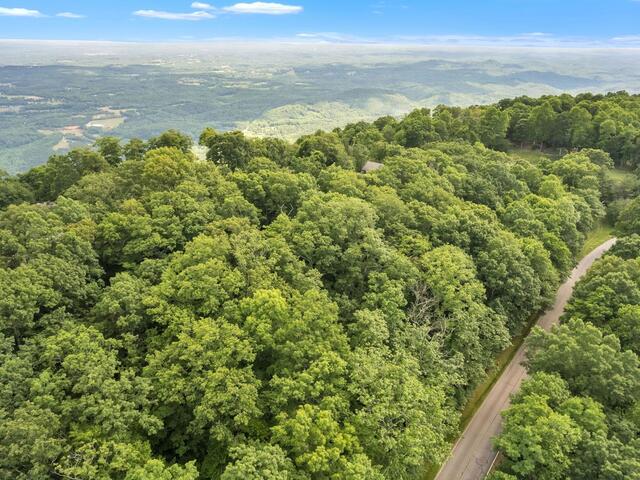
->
[580,221,614,259]
[508,146,549,162]
[606,168,636,182]
[421,463,440,480]
[507,145,563,162]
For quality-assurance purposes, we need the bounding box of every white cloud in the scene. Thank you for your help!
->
[191,2,215,9]
[610,35,640,46]
[133,2,301,22]
[56,12,85,19]
[223,2,302,15]
[0,6,42,17]
[612,35,640,41]
[296,32,369,43]
[134,9,215,20]
[294,31,630,48]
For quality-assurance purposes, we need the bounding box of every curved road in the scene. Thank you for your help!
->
[435,238,617,480]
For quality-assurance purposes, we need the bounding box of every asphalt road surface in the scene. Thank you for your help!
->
[434,238,617,480]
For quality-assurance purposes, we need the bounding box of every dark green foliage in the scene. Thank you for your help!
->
[0,169,33,209]
[205,131,254,171]
[295,130,353,170]
[616,196,640,235]
[479,106,510,150]
[95,136,124,166]
[20,148,109,201]
[340,91,640,171]
[501,92,640,168]
[147,129,193,154]
[124,138,148,161]
[608,234,640,259]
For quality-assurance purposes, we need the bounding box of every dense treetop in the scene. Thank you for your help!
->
[339,91,640,169]
[0,92,637,479]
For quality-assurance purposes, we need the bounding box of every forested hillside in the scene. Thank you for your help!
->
[0,92,638,480]
[373,90,640,168]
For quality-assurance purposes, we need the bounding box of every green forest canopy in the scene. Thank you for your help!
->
[1,91,639,480]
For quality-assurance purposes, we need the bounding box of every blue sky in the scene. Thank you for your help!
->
[1,0,640,46]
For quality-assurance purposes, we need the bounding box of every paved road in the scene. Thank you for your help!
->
[434,238,617,480]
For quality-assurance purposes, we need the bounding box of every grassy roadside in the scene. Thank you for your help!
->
[421,464,440,480]
[580,221,614,259]
[421,225,613,480]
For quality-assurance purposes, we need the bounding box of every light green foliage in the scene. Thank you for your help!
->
[608,233,640,259]
[0,202,102,344]
[568,106,595,149]
[564,255,640,353]
[501,193,578,272]
[145,317,261,446]
[125,460,199,480]
[418,245,510,387]
[272,191,416,317]
[272,404,383,480]
[487,473,518,480]
[494,373,612,480]
[394,108,443,147]
[495,358,640,480]
[221,444,300,480]
[549,152,603,190]
[527,319,640,408]
[495,392,582,479]
[348,348,452,477]
[231,157,316,222]
[529,102,557,148]
[124,138,148,161]
[0,402,63,480]
[199,127,218,146]
[295,130,353,171]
